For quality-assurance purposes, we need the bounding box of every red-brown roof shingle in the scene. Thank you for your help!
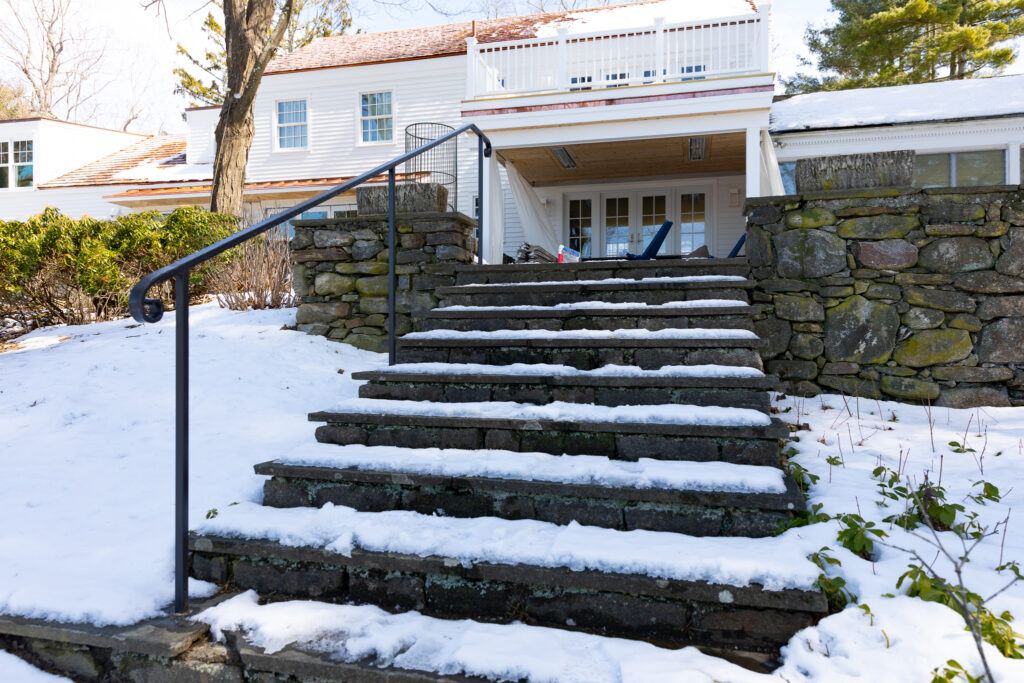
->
[41,136,188,189]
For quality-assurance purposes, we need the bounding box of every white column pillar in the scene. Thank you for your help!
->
[465,37,478,100]
[759,2,773,73]
[556,29,568,91]
[1007,143,1021,186]
[745,127,761,200]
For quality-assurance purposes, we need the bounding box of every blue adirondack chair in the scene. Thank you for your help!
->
[626,220,673,260]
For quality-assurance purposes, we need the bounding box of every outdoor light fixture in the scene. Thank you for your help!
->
[688,137,706,161]
[550,146,578,169]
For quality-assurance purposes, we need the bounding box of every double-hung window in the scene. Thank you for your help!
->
[913,150,1004,188]
[1,140,32,188]
[276,100,308,150]
[360,92,392,143]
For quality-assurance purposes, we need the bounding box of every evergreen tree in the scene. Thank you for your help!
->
[784,0,1024,93]
[175,0,352,106]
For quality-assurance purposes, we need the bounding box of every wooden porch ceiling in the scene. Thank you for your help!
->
[499,133,745,186]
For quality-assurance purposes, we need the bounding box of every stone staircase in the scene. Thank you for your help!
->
[189,257,827,673]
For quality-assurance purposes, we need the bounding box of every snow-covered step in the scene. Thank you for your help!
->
[423,300,757,332]
[453,256,751,285]
[308,400,788,466]
[353,363,775,412]
[190,503,827,652]
[437,277,755,308]
[396,331,764,370]
[257,443,803,536]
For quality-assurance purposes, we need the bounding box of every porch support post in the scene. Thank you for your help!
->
[654,18,665,83]
[466,37,478,100]
[745,126,761,200]
[1007,143,1021,186]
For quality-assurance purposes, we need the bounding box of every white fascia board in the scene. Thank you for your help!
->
[773,116,1024,161]
[466,88,773,137]
[482,109,770,150]
[461,72,774,113]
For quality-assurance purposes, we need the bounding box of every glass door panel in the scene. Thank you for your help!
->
[640,194,669,255]
[568,198,593,258]
[679,192,706,254]
[604,196,630,257]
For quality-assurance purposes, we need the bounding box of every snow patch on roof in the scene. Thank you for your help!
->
[771,74,1024,133]
[535,0,757,37]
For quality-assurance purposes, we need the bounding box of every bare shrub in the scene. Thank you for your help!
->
[212,227,294,311]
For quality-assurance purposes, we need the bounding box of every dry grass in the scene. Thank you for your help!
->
[212,228,294,311]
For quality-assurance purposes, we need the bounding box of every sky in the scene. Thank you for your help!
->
[0,0,1015,134]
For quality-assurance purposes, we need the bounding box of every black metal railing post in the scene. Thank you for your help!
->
[129,123,490,616]
[477,136,484,264]
[387,168,397,366]
[174,271,189,613]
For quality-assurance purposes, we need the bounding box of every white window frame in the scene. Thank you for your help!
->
[563,179,717,257]
[358,90,395,146]
[913,148,1006,188]
[1,139,33,190]
[273,98,310,153]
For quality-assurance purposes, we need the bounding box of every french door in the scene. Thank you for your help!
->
[570,188,707,257]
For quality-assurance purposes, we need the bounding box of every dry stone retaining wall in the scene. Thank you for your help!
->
[745,186,1024,408]
[290,185,477,352]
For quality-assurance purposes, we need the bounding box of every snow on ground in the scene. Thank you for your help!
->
[0,651,71,682]
[323,397,772,427]
[275,442,788,493]
[0,303,384,625]
[460,275,747,287]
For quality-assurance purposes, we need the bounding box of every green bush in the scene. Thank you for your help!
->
[0,207,237,330]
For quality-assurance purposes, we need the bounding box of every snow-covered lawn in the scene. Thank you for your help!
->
[2,303,1024,681]
[0,303,384,625]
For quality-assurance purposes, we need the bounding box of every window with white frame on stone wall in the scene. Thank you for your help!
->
[913,150,1005,188]
[275,100,308,150]
[360,92,392,143]
[0,139,33,188]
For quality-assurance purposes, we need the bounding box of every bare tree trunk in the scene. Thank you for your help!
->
[209,0,294,217]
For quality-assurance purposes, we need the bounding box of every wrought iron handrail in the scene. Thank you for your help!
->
[128,123,491,614]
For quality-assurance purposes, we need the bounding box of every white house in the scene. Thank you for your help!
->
[0,117,148,221]
[6,0,1024,262]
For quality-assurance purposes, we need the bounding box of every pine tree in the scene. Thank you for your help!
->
[175,0,353,106]
[784,0,1024,93]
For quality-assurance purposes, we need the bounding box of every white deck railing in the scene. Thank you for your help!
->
[465,11,768,100]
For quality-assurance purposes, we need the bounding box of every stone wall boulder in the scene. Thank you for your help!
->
[824,296,899,364]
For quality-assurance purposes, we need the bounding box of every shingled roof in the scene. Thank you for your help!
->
[41,135,188,189]
[266,0,759,74]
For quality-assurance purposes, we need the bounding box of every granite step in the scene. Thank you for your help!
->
[190,505,827,653]
[422,302,757,332]
[437,278,755,307]
[257,456,804,536]
[395,335,764,370]
[452,257,750,285]
[353,369,776,412]
[309,410,788,467]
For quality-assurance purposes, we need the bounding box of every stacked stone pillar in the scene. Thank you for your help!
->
[290,184,477,352]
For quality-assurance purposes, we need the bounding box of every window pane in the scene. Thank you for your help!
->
[16,164,33,187]
[641,194,668,255]
[956,150,1004,186]
[0,142,7,165]
[604,196,630,257]
[568,199,592,258]
[13,140,32,163]
[277,100,307,148]
[914,154,950,188]
[0,166,7,188]
[779,161,796,194]
[680,192,706,254]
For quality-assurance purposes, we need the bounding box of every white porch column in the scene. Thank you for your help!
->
[1008,142,1022,186]
[483,154,505,264]
[745,127,761,200]
[465,37,478,100]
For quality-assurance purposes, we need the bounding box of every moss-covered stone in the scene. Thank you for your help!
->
[314,273,357,296]
[947,314,982,331]
[335,261,389,275]
[880,375,940,401]
[773,229,847,278]
[901,307,944,329]
[918,237,995,273]
[837,215,918,239]
[784,208,836,229]
[355,275,390,297]
[824,295,899,363]
[818,375,881,398]
[892,329,972,367]
[774,294,825,322]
